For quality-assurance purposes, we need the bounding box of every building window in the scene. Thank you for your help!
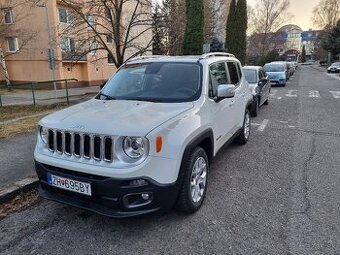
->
[3,8,14,24]
[58,8,73,24]
[108,53,114,64]
[106,33,113,43]
[89,40,97,54]
[7,37,18,52]
[61,37,75,52]
[86,14,95,27]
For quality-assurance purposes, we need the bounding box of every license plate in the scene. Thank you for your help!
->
[47,173,92,196]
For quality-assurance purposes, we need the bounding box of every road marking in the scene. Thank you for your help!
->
[285,90,298,97]
[330,91,340,99]
[251,122,261,126]
[309,90,320,98]
[257,119,269,132]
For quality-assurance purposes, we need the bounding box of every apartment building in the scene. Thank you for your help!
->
[0,0,152,87]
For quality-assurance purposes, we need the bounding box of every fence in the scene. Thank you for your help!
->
[0,79,78,107]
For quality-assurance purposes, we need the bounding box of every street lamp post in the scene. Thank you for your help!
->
[38,3,57,98]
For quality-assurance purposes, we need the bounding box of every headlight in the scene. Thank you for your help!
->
[123,137,146,159]
[40,126,48,144]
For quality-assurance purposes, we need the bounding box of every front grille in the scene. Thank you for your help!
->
[47,130,113,162]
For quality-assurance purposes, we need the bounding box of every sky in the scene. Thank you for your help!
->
[247,0,321,30]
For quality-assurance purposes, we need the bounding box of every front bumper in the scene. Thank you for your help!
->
[328,69,340,73]
[35,161,179,218]
[269,79,286,85]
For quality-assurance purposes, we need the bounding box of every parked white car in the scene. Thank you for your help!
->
[34,53,253,217]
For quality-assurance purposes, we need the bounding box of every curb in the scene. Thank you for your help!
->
[0,177,39,204]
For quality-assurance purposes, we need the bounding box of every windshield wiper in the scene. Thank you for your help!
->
[99,92,116,100]
[123,98,163,103]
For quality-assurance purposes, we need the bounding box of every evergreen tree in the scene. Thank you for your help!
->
[210,37,225,52]
[183,0,204,55]
[152,4,166,55]
[301,45,306,63]
[235,0,247,64]
[225,0,236,54]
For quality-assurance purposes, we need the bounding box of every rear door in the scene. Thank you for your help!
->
[226,61,244,130]
[259,69,270,105]
[208,61,235,150]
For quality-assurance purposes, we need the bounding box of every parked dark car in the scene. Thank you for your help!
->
[327,62,340,73]
[243,66,271,117]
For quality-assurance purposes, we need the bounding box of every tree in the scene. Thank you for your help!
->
[235,0,247,64]
[209,37,225,52]
[320,19,340,60]
[152,3,167,55]
[0,0,38,88]
[312,0,340,29]
[59,0,153,68]
[248,0,291,56]
[183,0,204,55]
[203,0,225,43]
[225,0,236,53]
[301,45,306,63]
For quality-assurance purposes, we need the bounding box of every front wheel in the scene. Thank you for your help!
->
[235,109,251,145]
[175,147,209,213]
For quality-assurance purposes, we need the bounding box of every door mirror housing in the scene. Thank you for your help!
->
[100,80,108,90]
[258,78,268,87]
[216,84,235,100]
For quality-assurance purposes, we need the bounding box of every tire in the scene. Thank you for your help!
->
[175,147,209,213]
[250,97,259,117]
[235,109,251,145]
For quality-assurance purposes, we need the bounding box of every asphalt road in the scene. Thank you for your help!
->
[0,133,36,186]
[1,65,340,254]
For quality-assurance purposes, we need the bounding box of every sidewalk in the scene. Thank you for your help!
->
[1,86,100,106]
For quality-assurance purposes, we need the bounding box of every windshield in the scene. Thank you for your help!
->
[243,69,258,83]
[331,62,340,67]
[264,64,285,72]
[99,62,202,103]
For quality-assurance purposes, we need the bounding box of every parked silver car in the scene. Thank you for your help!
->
[327,62,340,73]
[263,63,287,87]
[243,66,271,117]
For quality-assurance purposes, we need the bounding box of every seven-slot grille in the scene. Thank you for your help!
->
[47,130,113,162]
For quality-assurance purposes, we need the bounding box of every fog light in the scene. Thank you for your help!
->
[129,179,148,187]
[141,193,150,200]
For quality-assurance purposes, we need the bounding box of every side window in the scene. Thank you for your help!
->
[236,63,243,79]
[227,62,240,85]
[258,69,264,80]
[209,62,228,97]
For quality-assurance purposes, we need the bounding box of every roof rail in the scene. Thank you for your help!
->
[124,55,165,64]
[199,52,235,61]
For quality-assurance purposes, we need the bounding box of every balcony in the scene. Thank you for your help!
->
[62,51,87,62]
[57,0,84,7]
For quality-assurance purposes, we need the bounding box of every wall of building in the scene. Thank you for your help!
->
[0,0,149,86]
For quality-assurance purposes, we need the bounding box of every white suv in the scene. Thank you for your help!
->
[34,53,253,217]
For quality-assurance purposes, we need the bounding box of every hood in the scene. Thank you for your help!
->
[267,71,286,78]
[39,99,194,136]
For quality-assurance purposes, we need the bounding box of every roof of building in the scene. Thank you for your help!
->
[277,24,303,33]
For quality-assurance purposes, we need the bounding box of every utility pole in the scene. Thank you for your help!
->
[38,3,57,98]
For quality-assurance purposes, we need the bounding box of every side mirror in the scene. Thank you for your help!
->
[258,78,268,87]
[100,80,108,90]
[216,84,235,100]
